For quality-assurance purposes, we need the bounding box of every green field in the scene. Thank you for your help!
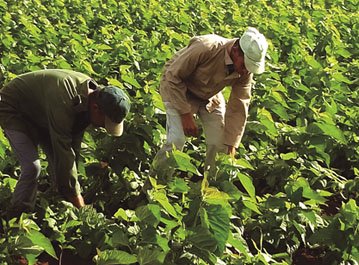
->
[0,0,358,264]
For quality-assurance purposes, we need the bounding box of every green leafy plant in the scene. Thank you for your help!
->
[0,0,358,264]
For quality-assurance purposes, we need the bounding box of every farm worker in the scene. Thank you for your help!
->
[153,27,268,177]
[0,69,131,215]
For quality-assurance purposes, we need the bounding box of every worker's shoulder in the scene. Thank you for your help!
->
[189,34,230,48]
[17,69,90,83]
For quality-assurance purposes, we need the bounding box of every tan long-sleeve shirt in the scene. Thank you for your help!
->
[159,34,253,148]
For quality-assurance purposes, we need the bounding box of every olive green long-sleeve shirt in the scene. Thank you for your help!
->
[159,34,253,148]
[0,69,95,196]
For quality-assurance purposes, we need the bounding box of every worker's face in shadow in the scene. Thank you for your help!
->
[231,45,249,76]
[89,103,106,127]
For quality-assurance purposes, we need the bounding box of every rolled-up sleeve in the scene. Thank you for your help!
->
[224,73,253,148]
[163,39,210,114]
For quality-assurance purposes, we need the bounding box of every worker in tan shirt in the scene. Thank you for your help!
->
[153,27,268,177]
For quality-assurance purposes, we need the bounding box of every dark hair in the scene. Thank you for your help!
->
[235,39,244,55]
[88,89,100,104]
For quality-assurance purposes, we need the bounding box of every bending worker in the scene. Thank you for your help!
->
[0,69,131,214]
[154,27,268,176]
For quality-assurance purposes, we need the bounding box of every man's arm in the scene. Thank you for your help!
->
[67,194,85,208]
[50,133,84,207]
[180,112,198,137]
[227,145,236,157]
[224,74,253,149]
[46,76,85,207]
[163,39,210,115]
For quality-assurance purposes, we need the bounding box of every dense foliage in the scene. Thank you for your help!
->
[0,0,358,264]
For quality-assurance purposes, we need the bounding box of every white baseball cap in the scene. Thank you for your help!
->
[239,27,268,74]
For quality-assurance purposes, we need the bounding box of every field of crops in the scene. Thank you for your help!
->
[0,0,358,264]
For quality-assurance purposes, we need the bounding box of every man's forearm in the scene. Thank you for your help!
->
[67,194,85,208]
[227,145,236,157]
[181,112,198,137]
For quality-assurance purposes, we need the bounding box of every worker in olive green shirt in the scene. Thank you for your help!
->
[0,69,131,215]
[153,27,268,176]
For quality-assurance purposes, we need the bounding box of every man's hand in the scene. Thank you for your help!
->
[181,112,198,137]
[227,146,236,157]
[67,194,85,208]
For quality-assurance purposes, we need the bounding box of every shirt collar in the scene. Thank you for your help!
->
[224,38,238,66]
[225,49,233,66]
[73,79,97,112]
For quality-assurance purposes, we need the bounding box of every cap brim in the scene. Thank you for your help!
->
[244,54,265,74]
[105,116,124,136]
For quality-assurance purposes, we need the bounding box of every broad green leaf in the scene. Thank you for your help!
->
[136,204,161,226]
[219,181,241,200]
[280,152,297,160]
[203,186,230,206]
[156,235,170,252]
[111,229,130,247]
[63,220,82,229]
[336,48,352,58]
[235,158,254,170]
[305,55,322,69]
[291,178,327,204]
[108,78,124,89]
[25,254,37,265]
[122,75,141,89]
[242,199,261,214]
[55,56,72,69]
[82,60,96,74]
[205,204,230,254]
[300,211,318,231]
[258,108,278,136]
[237,172,256,200]
[172,149,201,175]
[269,103,290,120]
[114,208,136,221]
[187,246,218,265]
[95,249,137,265]
[3,177,17,191]
[96,44,112,50]
[152,191,178,218]
[187,226,217,252]
[137,247,166,265]
[332,72,352,84]
[307,122,347,143]
[148,177,166,190]
[308,225,337,245]
[16,235,46,263]
[168,177,190,193]
[228,232,249,256]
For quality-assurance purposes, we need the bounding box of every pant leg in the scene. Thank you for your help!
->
[4,129,41,214]
[198,95,226,175]
[152,102,186,180]
[38,133,57,191]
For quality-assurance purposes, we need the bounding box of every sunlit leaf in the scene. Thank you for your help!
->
[172,149,201,175]
[307,122,347,143]
[237,172,256,200]
[152,191,178,218]
[95,249,137,265]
